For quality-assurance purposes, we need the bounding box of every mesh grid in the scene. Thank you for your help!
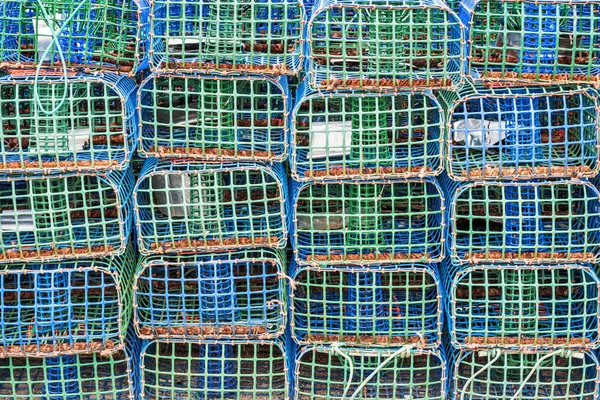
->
[292,178,445,266]
[149,0,304,74]
[0,0,144,73]
[139,73,290,162]
[290,82,444,181]
[307,0,464,90]
[135,159,288,254]
[290,262,442,348]
[462,0,600,84]
[442,84,600,180]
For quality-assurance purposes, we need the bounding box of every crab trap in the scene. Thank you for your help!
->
[445,178,600,264]
[444,260,600,351]
[149,0,305,74]
[0,246,134,357]
[0,0,144,73]
[0,72,138,174]
[290,262,442,347]
[0,331,139,399]
[294,345,447,399]
[0,168,133,263]
[139,339,289,399]
[290,82,444,181]
[139,73,289,162]
[443,84,600,181]
[134,249,286,341]
[462,0,600,85]
[292,178,445,266]
[135,159,288,255]
[306,0,463,91]
[450,349,600,400]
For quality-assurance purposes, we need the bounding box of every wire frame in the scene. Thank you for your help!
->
[0,331,139,399]
[149,0,305,74]
[292,178,445,266]
[0,72,138,174]
[139,72,290,162]
[445,178,600,264]
[0,246,134,357]
[134,248,286,341]
[0,168,133,263]
[290,82,444,181]
[443,259,600,351]
[135,159,288,255]
[442,84,600,180]
[462,0,600,85]
[451,349,600,400]
[306,0,464,91]
[290,262,442,348]
[294,345,448,399]
[140,339,289,399]
[0,0,145,73]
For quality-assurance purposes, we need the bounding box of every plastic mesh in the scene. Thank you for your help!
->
[292,178,445,266]
[307,0,463,90]
[135,159,288,254]
[462,0,600,84]
[149,0,304,74]
[139,73,289,162]
[140,340,289,399]
[0,0,144,73]
[290,262,442,348]
[291,82,444,181]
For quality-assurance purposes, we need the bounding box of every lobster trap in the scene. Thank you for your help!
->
[294,345,447,399]
[149,0,305,74]
[290,82,444,181]
[290,262,442,347]
[0,332,139,399]
[463,0,600,85]
[134,249,286,341]
[139,73,289,162]
[140,339,289,399]
[0,246,135,357]
[0,72,138,174]
[0,0,144,73]
[451,349,600,399]
[292,178,445,266]
[306,0,463,91]
[443,85,600,180]
[445,178,600,264]
[135,159,288,254]
[444,261,600,350]
[0,168,133,263]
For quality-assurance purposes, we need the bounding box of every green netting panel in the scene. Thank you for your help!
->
[140,340,289,399]
[134,248,286,341]
[292,178,444,266]
[307,0,464,91]
[463,0,600,85]
[0,0,145,73]
[135,159,288,255]
[443,260,600,351]
[0,168,133,263]
[294,346,447,399]
[139,73,289,162]
[441,84,600,181]
[0,72,138,174]
[451,349,600,399]
[150,0,305,74]
[0,246,134,357]
[290,262,442,348]
[0,332,139,399]
[290,81,444,181]
[445,178,600,264]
